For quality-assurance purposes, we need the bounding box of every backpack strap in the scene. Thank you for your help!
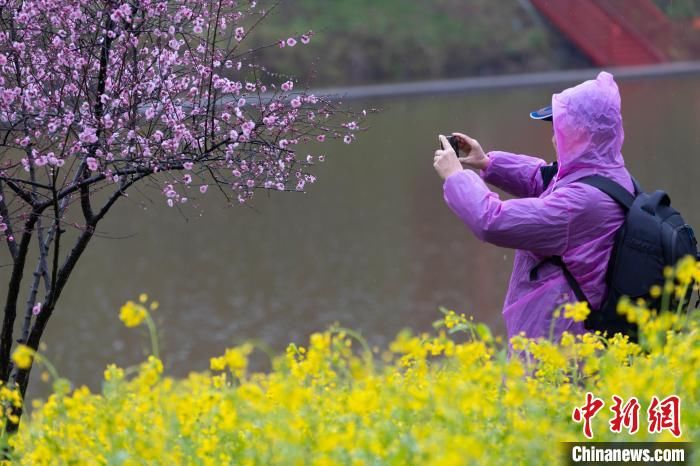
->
[530,256,589,305]
[577,175,636,211]
[530,173,638,309]
[540,161,558,191]
[552,256,589,305]
[632,177,643,196]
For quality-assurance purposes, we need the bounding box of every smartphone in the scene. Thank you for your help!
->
[442,135,460,155]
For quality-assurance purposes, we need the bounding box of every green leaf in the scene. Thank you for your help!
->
[475,323,493,342]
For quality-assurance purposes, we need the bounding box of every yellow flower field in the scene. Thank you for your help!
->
[2,258,699,465]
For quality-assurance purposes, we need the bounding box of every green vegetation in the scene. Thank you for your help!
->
[3,258,699,465]
[249,0,588,86]
[654,0,700,19]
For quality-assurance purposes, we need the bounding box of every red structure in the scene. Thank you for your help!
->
[530,0,672,65]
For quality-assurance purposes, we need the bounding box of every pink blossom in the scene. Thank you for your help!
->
[0,0,366,274]
[79,127,98,144]
[86,157,99,171]
[32,303,42,315]
[344,135,352,144]
[241,121,255,137]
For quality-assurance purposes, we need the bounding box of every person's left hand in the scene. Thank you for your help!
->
[433,134,463,180]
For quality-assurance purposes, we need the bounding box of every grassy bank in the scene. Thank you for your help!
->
[248,0,589,87]
[243,0,700,87]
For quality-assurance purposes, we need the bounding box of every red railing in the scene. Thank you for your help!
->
[530,0,671,65]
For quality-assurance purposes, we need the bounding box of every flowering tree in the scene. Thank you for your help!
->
[0,0,366,429]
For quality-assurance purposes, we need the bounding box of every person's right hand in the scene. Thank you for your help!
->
[451,132,489,171]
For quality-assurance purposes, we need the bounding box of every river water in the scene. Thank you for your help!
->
[3,73,699,399]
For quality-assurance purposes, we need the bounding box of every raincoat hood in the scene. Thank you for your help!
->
[552,71,625,180]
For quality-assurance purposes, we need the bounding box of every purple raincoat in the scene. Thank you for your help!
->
[443,72,633,341]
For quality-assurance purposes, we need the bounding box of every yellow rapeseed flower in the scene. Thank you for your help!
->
[210,356,226,372]
[103,364,124,382]
[8,292,700,465]
[563,301,590,322]
[119,300,147,327]
[11,344,34,369]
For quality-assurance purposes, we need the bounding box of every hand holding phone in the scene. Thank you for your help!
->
[434,135,463,180]
[442,135,460,155]
[450,132,489,171]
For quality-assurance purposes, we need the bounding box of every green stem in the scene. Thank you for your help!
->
[329,326,374,369]
[33,352,60,382]
[549,305,563,342]
[676,281,689,314]
[144,312,160,360]
[232,338,276,369]
[660,280,671,313]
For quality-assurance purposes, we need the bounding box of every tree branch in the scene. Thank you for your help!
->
[10,175,144,415]
[0,210,40,382]
[19,216,51,345]
[3,179,33,206]
[79,180,93,222]
[0,181,18,259]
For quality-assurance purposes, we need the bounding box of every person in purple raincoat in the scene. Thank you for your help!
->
[433,71,633,342]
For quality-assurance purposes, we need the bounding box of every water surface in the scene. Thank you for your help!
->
[2,74,699,399]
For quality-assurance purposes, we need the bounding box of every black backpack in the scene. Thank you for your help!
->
[536,168,699,341]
